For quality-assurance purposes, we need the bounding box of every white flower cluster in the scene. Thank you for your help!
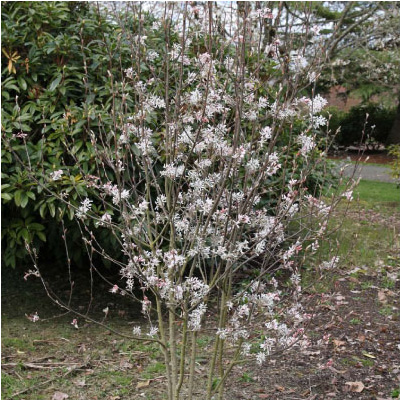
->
[50,169,63,181]
[160,163,185,180]
[297,133,316,157]
[102,182,130,205]
[76,198,92,220]
[320,256,340,270]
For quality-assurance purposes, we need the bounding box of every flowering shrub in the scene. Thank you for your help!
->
[3,3,356,399]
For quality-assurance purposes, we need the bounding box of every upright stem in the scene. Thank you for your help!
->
[206,336,220,400]
[188,331,197,400]
[176,318,188,394]
[206,284,227,400]
[156,297,173,400]
[169,307,178,399]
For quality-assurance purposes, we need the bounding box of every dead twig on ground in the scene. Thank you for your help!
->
[9,362,90,398]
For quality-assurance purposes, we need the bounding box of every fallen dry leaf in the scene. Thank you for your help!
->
[136,380,150,389]
[73,379,86,387]
[345,381,364,393]
[328,366,347,374]
[119,359,133,369]
[52,392,69,400]
[77,343,86,353]
[362,352,376,359]
[378,290,387,303]
[333,339,346,347]
[357,334,366,342]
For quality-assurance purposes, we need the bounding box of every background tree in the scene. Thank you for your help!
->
[314,1,400,144]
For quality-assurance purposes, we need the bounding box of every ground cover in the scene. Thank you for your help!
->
[2,180,399,399]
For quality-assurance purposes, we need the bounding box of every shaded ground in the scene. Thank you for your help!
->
[2,182,400,399]
[228,269,400,400]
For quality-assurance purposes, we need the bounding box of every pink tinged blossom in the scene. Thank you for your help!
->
[342,190,353,202]
[237,304,250,318]
[24,269,40,280]
[290,54,308,71]
[270,277,278,288]
[13,131,28,139]
[163,249,185,270]
[260,338,276,354]
[71,319,78,329]
[50,170,63,181]
[141,296,151,314]
[323,334,331,344]
[146,95,165,109]
[109,284,119,294]
[26,312,39,322]
[100,213,111,225]
[238,214,250,224]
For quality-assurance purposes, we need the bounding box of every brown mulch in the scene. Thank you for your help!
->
[226,273,400,400]
[329,152,395,165]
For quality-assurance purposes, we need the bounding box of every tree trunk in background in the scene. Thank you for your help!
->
[386,99,400,145]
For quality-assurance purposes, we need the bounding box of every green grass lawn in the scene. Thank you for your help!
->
[305,178,400,286]
[354,179,399,206]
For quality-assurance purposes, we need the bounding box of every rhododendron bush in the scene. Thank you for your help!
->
[4,2,356,399]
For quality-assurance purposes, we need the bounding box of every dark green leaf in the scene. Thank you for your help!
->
[36,231,46,242]
[17,76,28,91]
[14,190,22,207]
[20,193,29,208]
[48,202,56,218]
[48,75,62,91]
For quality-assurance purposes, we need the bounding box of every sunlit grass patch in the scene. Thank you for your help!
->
[354,180,400,206]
